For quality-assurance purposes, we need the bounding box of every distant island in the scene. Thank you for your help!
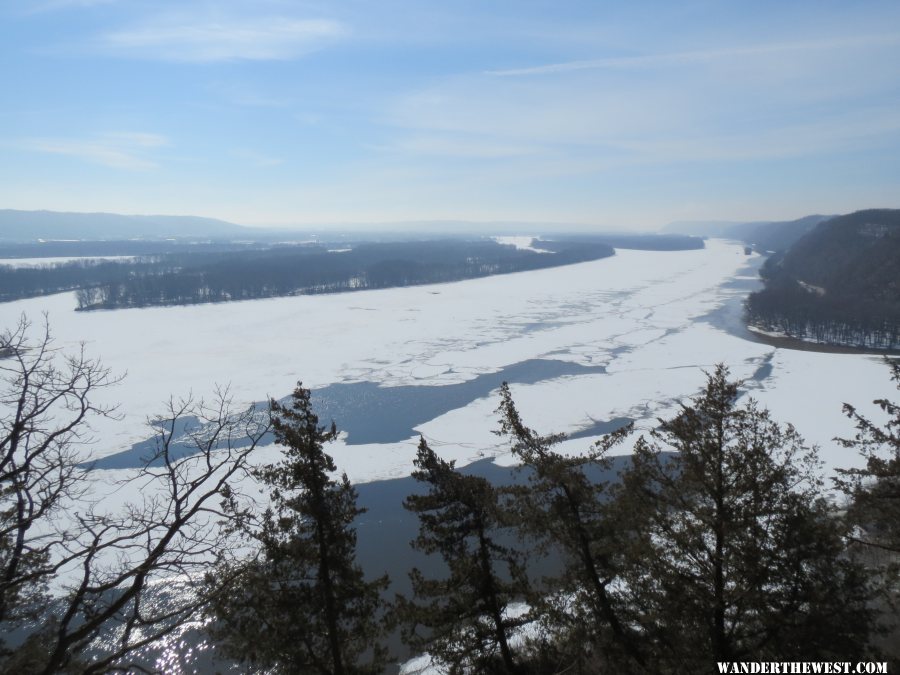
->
[0,239,614,308]
[0,211,704,309]
[73,239,620,310]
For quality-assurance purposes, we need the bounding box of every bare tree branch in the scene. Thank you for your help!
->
[1,315,272,673]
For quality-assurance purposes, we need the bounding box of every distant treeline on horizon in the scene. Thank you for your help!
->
[0,234,703,310]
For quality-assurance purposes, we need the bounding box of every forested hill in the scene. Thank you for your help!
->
[746,209,900,349]
[732,214,833,252]
[663,214,833,252]
[0,209,250,241]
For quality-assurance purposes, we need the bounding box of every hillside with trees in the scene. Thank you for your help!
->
[730,214,834,252]
[0,209,251,241]
[663,214,833,252]
[746,209,900,350]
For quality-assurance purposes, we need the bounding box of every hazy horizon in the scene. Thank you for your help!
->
[0,207,847,236]
[2,1,899,231]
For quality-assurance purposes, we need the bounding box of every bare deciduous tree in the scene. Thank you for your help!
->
[1,315,271,673]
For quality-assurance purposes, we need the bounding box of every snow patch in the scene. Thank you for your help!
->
[492,236,551,253]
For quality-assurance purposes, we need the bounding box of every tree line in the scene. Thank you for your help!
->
[2,318,898,673]
[0,240,616,309]
[746,284,900,350]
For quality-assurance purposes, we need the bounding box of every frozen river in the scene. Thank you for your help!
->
[4,237,895,673]
[0,239,892,482]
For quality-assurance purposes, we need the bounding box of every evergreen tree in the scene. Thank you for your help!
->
[836,358,900,555]
[208,383,389,675]
[495,383,644,672]
[400,436,528,674]
[620,365,875,670]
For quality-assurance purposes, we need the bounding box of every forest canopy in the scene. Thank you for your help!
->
[746,209,900,350]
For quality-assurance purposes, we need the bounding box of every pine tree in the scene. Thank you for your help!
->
[400,436,528,674]
[494,383,644,672]
[620,365,875,670]
[208,383,389,675]
[836,357,900,555]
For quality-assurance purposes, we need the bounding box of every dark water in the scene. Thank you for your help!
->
[353,454,637,669]
[314,357,609,444]
[91,358,617,470]
[353,454,632,596]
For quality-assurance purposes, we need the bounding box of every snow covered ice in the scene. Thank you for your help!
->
[0,240,891,486]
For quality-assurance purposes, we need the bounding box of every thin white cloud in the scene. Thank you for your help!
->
[27,0,118,13]
[21,132,168,170]
[488,33,900,76]
[384,47,900,176]
[100,16,346,62]
[610,107,900,165]
[385,21,900,170]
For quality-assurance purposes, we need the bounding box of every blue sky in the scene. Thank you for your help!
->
[2,0,899,230]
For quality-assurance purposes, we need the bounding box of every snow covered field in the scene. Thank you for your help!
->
[0,240,892,484]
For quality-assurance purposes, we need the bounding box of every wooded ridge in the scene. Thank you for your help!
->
[746,209,900,350]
